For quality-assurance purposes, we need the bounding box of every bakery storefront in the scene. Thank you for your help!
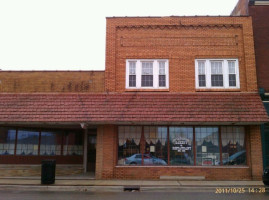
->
[0,93,268,180]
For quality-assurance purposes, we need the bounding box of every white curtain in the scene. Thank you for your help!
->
[118,126,142,146]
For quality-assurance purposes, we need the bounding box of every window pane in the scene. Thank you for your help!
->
[0,128,16,155]
[17,130,39,155]
[142,62,153,75]
[63,131,83,156]
[141,75,153,87]
[144,126,167,165]
[129,62,136,75]
[118,126,142,165]
[195,127,220,166]
[211,61,222,74]
[159,75,166,87]
[221,126,246,165]
[159,62,165,75]
[229,74,236,87]
[169,127,193,165]
[40,131,62,156]
[198,61,205,75]
[211,75,223,87]
[198,75,206,87]
[228,61,235,74]
[129,75,136,87]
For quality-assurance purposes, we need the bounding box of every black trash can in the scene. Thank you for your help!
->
[41,160,56,184]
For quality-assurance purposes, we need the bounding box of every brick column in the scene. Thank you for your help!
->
[249,125,263,180]
[95,125,117,179]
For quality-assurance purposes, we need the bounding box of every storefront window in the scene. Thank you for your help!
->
[144,126,167,165]
[63,131,83,156]
[40,131,62,156]
[118,126,142,165]
[221,126,246,165]
[16,130,39,155]
[169,127,193,165]
[0,128,16,155]
[195,127,220,166]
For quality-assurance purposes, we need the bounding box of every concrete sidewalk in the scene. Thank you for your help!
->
[0,177,266,192]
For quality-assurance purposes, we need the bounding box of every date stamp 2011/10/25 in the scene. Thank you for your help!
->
[215,187,266,194]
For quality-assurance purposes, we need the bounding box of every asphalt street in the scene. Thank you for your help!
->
[0,190,269,200]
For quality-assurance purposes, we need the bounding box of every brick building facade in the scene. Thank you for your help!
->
[0,16,268,180]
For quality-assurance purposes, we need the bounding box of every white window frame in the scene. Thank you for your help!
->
[126,59,169,89]
[195,59,240,89]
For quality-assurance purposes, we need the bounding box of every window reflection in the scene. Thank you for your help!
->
[144,126,167,165]
[118,126,141,165]
[221,126,246,165]
[63,132,83,156]
[195,127,220,166]
[40,131,62,156]
[0,128,16,155]
[17,130,39,155]
[169,127,193,165]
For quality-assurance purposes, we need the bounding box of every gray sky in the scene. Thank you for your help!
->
[0,0,239,71]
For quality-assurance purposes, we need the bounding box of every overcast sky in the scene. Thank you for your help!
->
[0,0,239,71]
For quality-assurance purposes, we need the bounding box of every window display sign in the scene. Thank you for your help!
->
[172,137,191,153]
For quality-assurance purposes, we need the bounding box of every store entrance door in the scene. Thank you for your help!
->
[87,134,96,172]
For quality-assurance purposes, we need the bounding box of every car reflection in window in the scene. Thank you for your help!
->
[124,154,167,165]
[222,150,246,165]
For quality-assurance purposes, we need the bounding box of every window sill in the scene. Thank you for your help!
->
[195,88,241,92]
[125,89,169,92]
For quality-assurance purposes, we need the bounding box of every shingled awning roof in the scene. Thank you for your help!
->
[0,93,268,125]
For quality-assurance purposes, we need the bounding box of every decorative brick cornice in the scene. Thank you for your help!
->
[116,24,242,30]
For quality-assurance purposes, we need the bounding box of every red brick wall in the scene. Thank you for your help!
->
[0,71,105,93]
[249,125,263,179]
[105,17,257,93]
[231,0,249,15]
[249,6,269,92]
[96,125,262,180]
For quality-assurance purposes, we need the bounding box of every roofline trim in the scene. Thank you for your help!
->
[106,15,251,19]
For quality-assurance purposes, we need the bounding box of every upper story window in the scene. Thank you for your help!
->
[126,59,169,89]
[195,59,240,89]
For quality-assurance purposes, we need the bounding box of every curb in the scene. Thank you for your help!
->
[0,185,124,192]
[0,185,267,193]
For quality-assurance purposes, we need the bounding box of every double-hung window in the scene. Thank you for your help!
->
[126,59,169,89]
[128,62,136,87]
[141,62,154,87]
[211,61,223,87]
[195,59,240,89]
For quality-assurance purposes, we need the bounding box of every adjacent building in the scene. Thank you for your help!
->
[0,16,268,180]
[232,0,269,169]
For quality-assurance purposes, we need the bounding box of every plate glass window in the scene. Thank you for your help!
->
[63,132,83,156]
[118,126,142,165]
[0,128,16,155]
[169,127,194,165]
[221,126,246,165]
[16,130,39,155]
[40,131,62,156]
[195,127,220,166]
[144,126,167,165]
